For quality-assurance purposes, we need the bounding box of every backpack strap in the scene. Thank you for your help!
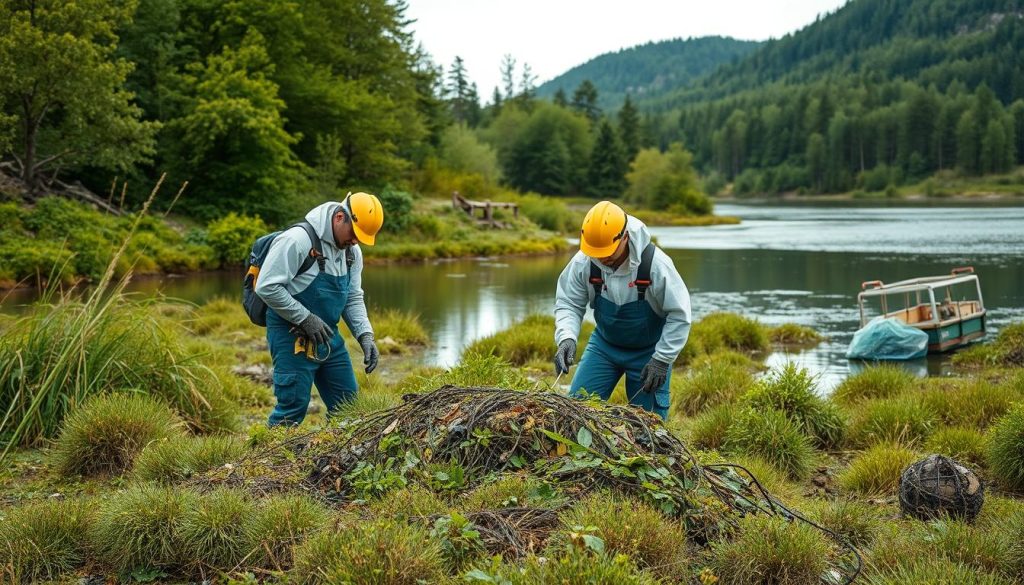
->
[295,221,326,277]
[634,243,656,302]
[588,261,603,309]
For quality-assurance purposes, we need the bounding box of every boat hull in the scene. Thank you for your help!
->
[923,313,986,353]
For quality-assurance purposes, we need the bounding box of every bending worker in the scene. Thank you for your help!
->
[553,201,691,419]
[255,194,384,425]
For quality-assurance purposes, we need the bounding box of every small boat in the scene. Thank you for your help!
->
[857,267,987,353]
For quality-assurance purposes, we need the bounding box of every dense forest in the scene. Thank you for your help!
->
[535,36,762,110]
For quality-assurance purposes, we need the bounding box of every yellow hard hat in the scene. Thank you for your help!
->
[580,201,627,258]
[346,192,384,246]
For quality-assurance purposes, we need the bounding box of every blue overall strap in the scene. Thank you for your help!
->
[635,243,656,301]
[589,261,603,309]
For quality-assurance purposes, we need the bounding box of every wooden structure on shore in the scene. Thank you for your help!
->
[452,191,518,228]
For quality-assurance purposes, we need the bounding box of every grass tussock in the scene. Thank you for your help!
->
[462,314,593,366]
[216,366,274,408]
[986,403,1024,491]
[924,426,988,468]
[397,352,532,393]
[952,322,1024,369]
[682,312,771,363]
[688,403,737,450]
[331,391,401,420]
[178,488,256,573]
[862,557,1013,585]
[367,484,450,519]
[922,379,1018,429]
[51,393,182,477]
[89,483,198,574]
[461,474,561,511]
[290,517,445,585]
[134,435,246,482]
[723,407,817,479]
[923,520,1013,578]
[370,308,430,352]
[741,362,845,449]
[838,444,918,495]
[0,293,239,451]
[556,492,690,580]
[0,498,91,584]
[769,322,825,346]
[671,360,754,416]
[845,396,935,448]
[244,494,331,570]
[501,549,658,584]
[805,498,884,548]
[712,514,830,585]
[831,364,917,404]
[688,348,762,371]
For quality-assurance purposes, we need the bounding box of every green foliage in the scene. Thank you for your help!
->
[0,0,157,190]
[497,548,659,584]
[922,520,1014,578]
[463,314,591,366]
[0,295,238,450]
[377,186,415,234]
[398,352,533,393]
[507,192,577,232]
[89,483,197,574]
[370,308,430,351]
[925,427,989,468]
[625,143,712,214]
[205,212,269,267]
[243,494,330,570]
[555,492,690,580]
[806,498,883,548]
[587,119,628,198]
[134,435,246,482]
[846,396,936,448]
[671,359,754,416]
[178,488,255,572]
[768,323,824,345]
[953,323,1024,369]
[430,511,487,570]
[922,379,1018,429]
[832,364,917,404]
[712,514,830,585]
[461,475,562,511]
[838,443,918,495]
[439,124,502,183]
[0,499,91,584]
[52,393,182,477]
[986,404,1024,491]
[689,403,736,450]
[741,362,845,448]
[368,484,450,519]
[723,407,816,479]
[290,518,445,585]
[683,312,771,362]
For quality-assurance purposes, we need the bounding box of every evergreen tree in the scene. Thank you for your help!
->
[1010,100,1024,165]
[571,80,601,123]
[956,110,979,174]
[618,95,641,161]
[587,120,628,198]
[553,88,568,107]
[500,54,517,104]
[446,56,471,124]
[518,63,537,107]
[806,133,826,192]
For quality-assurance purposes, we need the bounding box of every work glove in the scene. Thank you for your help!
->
[298,313,333,348]
[639,358,671,394]
[553,338,577,375]
[358,332,380,374]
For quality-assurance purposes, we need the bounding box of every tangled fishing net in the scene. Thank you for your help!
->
[899,454,984,522]
[197,385,861,583]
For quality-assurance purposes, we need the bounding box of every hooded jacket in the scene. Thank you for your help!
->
[554,215,691,364]
[253,201,372,339]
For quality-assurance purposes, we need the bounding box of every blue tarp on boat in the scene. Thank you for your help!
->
[846,317,929,361]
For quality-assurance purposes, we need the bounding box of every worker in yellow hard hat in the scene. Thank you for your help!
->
[253,193,385,425]
[552,201,692,419]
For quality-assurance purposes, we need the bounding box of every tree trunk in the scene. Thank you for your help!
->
[21,96,37,193]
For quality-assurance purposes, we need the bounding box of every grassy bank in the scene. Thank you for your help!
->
[2,299,1023,583]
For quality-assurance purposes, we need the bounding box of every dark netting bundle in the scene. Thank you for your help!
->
[196,385,861,583]
[899,454,984,522]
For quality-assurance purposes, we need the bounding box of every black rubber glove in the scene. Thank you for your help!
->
[298,313,332,348]
[639,358,671,393]
[553,338,577,375]
[358,332,380,374]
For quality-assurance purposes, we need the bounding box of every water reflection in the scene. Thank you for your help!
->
[3,204,1023,392]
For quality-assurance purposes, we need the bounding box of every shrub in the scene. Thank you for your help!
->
[986,404,1024,491]
[671,361,753,416]
[689,403,736,450]
[723,408,816,479]
[924,427,988,468]
[741,363,845,448]
[838,444,918,495]
[378,186,415,233]
[846,396,935,448]
[555,492,689,580]
[291,518,445,585]
[89,484,198,574]
[712,514,830,585]
[134,435,246,482]
[832,365,917,404]
[51,393,182,476]
[244,494,330,570]
[205,212,268,267]
[0,499,91,584]
[509,192,576,232]
[178,488,255,572]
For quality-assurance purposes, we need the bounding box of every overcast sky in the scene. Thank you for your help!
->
[405,0,850,97]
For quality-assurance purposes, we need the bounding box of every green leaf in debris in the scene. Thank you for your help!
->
[576,427,593,448]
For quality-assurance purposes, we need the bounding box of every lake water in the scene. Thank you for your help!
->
[4,203,1024,391]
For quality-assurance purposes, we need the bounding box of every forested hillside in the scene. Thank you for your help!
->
[536,36,761,110]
